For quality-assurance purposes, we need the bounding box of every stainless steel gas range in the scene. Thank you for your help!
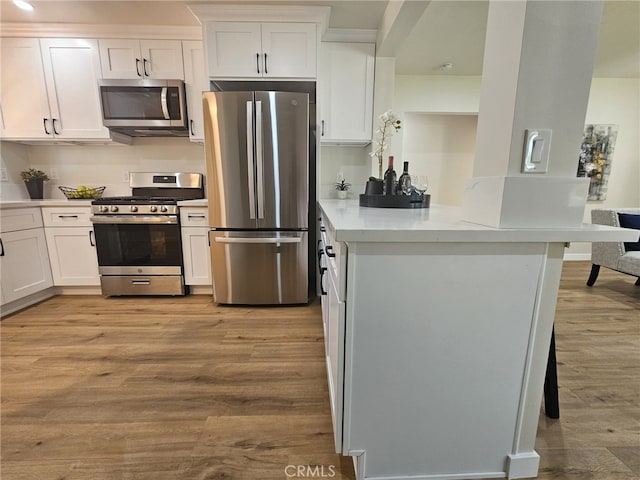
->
[90,172,204,296]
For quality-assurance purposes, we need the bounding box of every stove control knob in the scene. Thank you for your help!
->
[100,206,109,213]
[110,206,119,212]
[130,205,138,212]
[149,205,158,212]
[160,205,168,213]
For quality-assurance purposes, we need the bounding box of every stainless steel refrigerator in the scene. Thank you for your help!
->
[203,90,309,304]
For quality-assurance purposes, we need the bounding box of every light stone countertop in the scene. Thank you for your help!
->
[1,199,94,209]
[318,199,638,244]
[177,199,208,207]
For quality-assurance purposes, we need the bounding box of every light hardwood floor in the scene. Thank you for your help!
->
[1,261,638,479]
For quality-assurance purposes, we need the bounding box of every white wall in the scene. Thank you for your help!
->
[393,74,639,257]
[403,113,477,206]
[0,142,31,200]
[1,138,205,200]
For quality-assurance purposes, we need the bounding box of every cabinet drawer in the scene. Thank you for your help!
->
[319,212,346,300]
[0,207,43,233]
[180,208,209,226]
[41,207,93,227]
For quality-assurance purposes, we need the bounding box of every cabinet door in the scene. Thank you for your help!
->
[99,39,142,78]
[320,42,375,144]
[206,22,262,78]
[141,40,185,79]
[261,23,317,78]
[44,226,99,286]
[40,38,110,140]
[182,41,207,142]
[0,228,53,304]
[0,38,52,140]
[181,227,212,285]
[326,265,345,453]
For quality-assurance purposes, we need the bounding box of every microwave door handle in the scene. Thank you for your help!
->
[255,100,264,220]
[246,101,256,220]
[160,87,170,120]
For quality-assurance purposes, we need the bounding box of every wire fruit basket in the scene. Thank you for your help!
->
[59,186,106,199]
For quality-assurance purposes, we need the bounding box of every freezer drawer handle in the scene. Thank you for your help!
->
[214,237,302,244]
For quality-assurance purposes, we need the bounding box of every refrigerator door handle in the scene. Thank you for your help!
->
[246,101,257,220]
[214,236,302,244]
[255,100,265,219]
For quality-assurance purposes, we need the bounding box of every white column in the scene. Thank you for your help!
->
[463,0,604,228]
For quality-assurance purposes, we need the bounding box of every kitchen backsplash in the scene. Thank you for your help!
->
[2,139,373,201]
[1,138,206,200]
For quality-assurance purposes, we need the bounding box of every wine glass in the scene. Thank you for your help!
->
[412,175,428,195]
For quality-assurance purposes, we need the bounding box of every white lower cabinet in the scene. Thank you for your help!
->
[180,207,212,286]
[41,206,99,286]
[0,208,53,307]
[318,211,346,453]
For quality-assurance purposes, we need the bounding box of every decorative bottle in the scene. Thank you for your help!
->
[383,156,397,195]
[397,161,412,195]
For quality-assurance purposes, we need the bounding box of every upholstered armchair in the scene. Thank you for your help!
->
[587,208,640,286]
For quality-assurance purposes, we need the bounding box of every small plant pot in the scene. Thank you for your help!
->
[24,179,44,199]
[336,190,348,199]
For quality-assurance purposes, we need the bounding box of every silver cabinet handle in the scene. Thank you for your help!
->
[132,279,151,285]
[246,100,256,220]
[135,58,142,77]
[256,53,260,74]
[325,245,336,258]
[190,119,195,136]
[43,118,51,135]
[52,118,60,135]
[321,120,325,137]
[187,214,206,219]
[89,230,95,247]
[143,58,150,77]
[264,53,268,74]
[57,215,78,219]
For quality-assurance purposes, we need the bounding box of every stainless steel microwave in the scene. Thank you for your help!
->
[98,79,188,137]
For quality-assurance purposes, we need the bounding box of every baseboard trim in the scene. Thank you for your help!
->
[563,253,591,261]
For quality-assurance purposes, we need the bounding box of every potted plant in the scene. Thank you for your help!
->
[20,168,49,199]
[335,179,351,199]
[366,110,401,195]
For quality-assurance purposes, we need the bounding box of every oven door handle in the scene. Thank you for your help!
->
[90,215,179,224]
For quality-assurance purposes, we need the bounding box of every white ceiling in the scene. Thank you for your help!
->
[0,0,638,77]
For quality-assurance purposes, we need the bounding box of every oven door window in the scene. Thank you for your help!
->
[93,223,182,267]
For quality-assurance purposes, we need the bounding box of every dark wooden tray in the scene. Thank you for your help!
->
[359,193,430,209]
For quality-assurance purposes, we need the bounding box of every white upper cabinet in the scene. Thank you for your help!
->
[99,39,185,79]
[182,41,208,142]
[206,22,317,78]
[319,42,375,145]
[0,38,51,139]
[1,38,109,141]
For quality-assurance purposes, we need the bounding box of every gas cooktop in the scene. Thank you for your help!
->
[92,196,187,205]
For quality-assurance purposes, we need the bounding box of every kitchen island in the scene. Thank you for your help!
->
[317,199,637,480]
